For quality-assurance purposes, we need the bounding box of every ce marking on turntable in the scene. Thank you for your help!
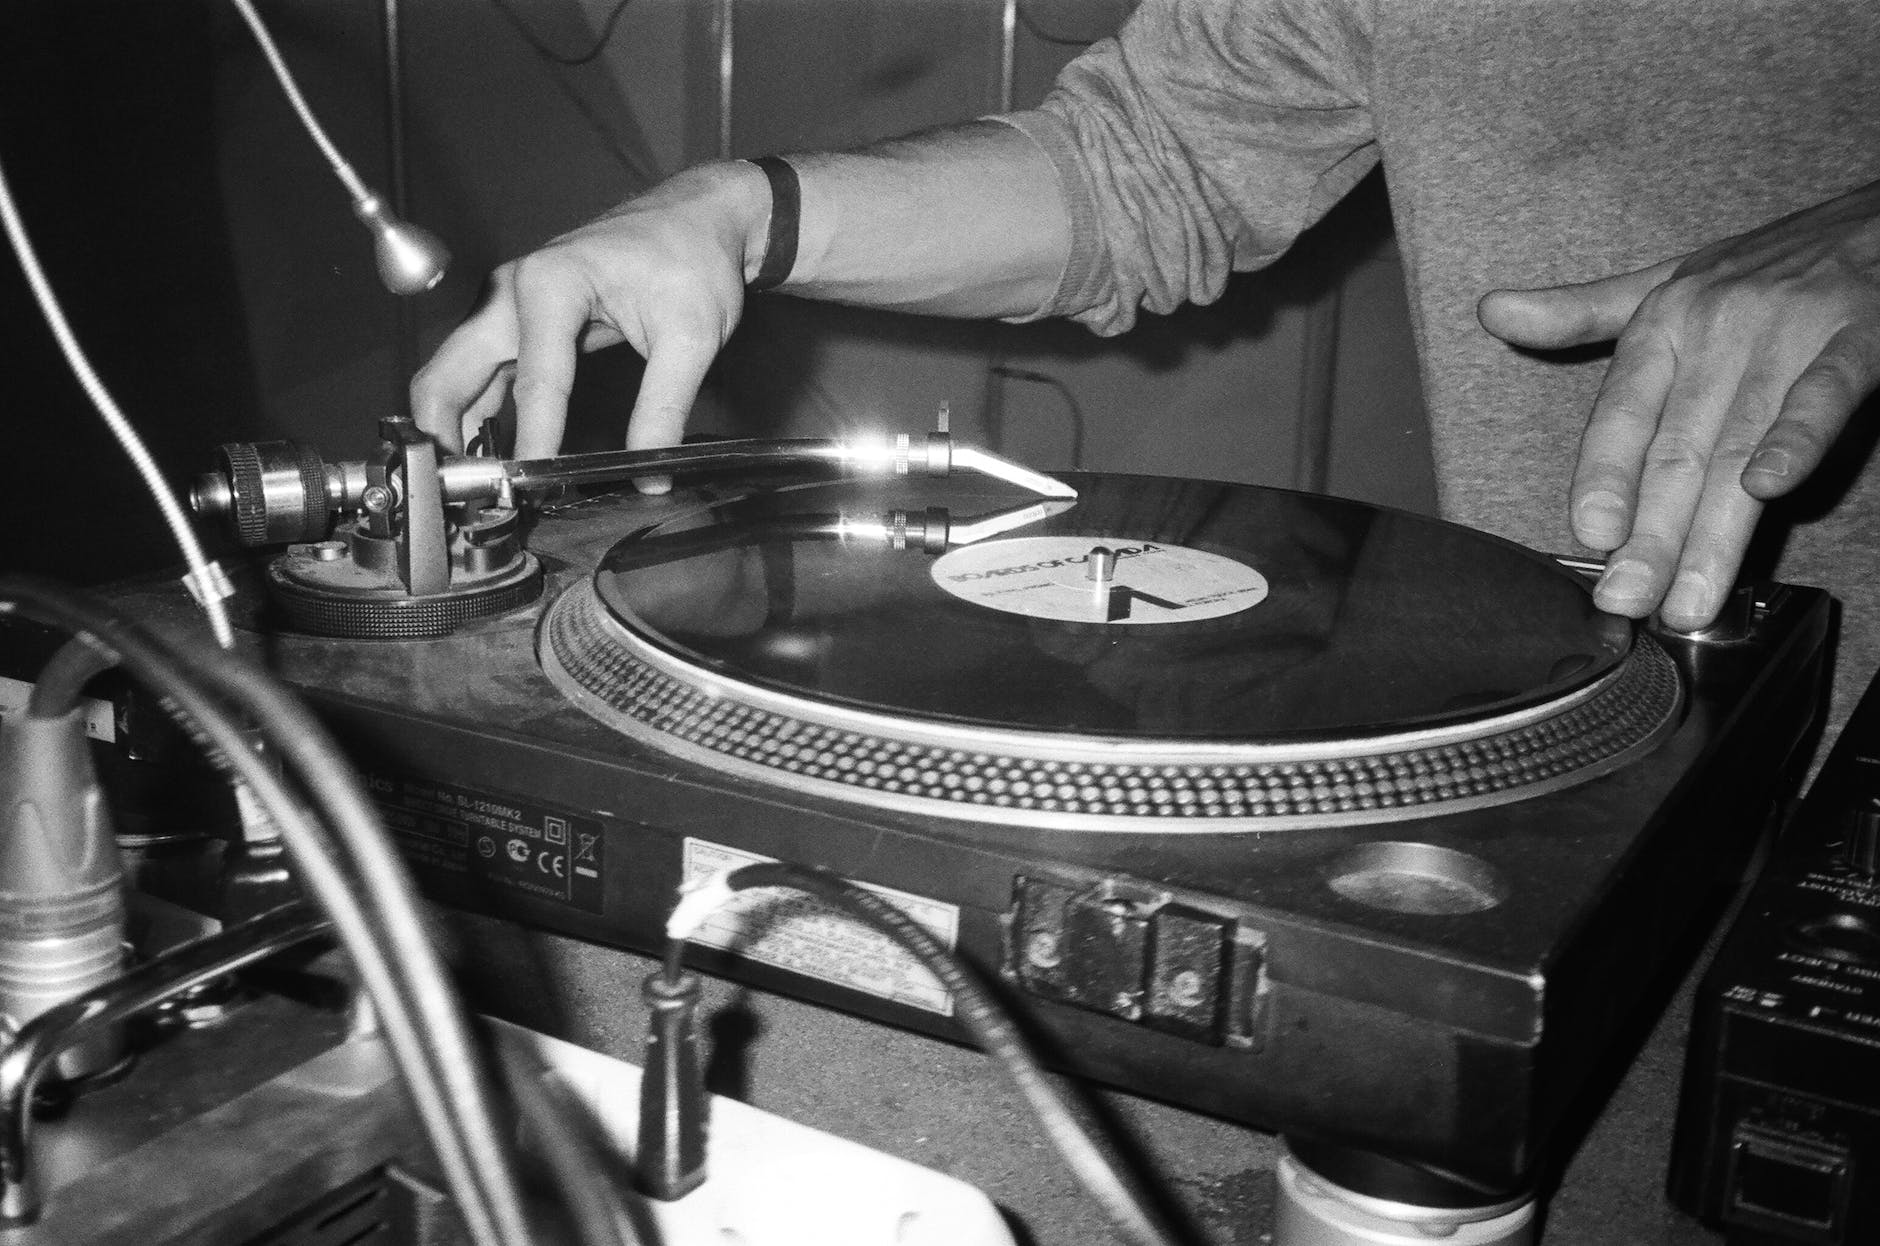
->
[507,837,566,879]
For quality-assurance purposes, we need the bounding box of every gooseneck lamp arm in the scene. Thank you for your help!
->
[229,0,450,295]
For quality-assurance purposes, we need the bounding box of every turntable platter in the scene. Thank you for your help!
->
[539,473,1682,830]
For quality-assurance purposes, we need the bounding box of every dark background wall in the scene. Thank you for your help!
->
[2,3,264,583]
[1,0,1432,589]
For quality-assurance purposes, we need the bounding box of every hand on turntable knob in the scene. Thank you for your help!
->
[1477,178,1880,631]
[410,162,769,469]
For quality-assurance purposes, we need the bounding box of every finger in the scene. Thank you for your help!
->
[1659,477,1763,631]
[1569,324,1678,550]
[455,363,514,454]
[1478,255,1681,350]
[1742,319,1880,499]
[1655,366,1787,628]
[1591,352,1744,617]
[624,329,719,494]
[410,299,521,453]
[509,260,592,460]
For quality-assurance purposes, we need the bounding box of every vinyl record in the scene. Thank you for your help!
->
[539,473,1681,830]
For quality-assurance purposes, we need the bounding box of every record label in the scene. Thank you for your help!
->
[929,536,1269,625]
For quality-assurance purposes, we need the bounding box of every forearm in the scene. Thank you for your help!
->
[413,121,1072,461]
[751,120,1072,318]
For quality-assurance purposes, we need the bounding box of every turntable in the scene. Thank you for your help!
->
[542,467,1678,834]
[83,422,1830,1229]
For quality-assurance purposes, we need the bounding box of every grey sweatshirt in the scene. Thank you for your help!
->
[1006,0,1880,739]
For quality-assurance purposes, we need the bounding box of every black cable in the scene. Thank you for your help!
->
[483,0,657,184]
[635,967,706,1201]
[666,862,1182,1246]
[493,1033,643,1246]
[25,638,114,719]
[115,594,643,1246]
[0,579,533,1246]
[487,0,634,67]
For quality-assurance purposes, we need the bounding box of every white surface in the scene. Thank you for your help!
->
[494,1018,1018,1246]
[0,677,114,741]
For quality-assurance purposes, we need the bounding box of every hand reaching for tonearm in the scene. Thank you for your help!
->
[410,162,771,470]
[410,123,1066,479]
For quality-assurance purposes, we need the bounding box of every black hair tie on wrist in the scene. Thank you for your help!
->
[745,156,800,292]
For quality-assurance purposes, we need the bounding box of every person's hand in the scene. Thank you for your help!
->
[411,162,769,466]
[1477,180,1880,630]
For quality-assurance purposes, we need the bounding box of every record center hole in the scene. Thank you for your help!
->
[1323,843,1507,915]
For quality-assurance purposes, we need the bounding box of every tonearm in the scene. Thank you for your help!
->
[189,416,1075,639]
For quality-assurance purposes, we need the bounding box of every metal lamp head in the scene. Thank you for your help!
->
[352,192,450,295]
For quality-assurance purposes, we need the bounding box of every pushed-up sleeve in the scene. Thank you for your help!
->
[1001,0,1379,335]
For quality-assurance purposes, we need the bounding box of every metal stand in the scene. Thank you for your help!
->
[382,0,414,412]
[1275,1140,1537,1246]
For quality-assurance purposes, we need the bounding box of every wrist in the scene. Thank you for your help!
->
[742,157,801,292]
[727,160,776,286]
[666,160,773,286]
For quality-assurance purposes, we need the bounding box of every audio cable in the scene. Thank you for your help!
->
[651,860,1183,1246]
[0,155,236,649]
[0,579,546,1246]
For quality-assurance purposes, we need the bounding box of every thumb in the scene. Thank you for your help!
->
[1477,255,1681,349]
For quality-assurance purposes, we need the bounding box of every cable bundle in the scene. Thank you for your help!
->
[0,577,638,1246]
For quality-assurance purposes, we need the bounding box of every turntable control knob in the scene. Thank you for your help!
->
[1664,583,1757,644]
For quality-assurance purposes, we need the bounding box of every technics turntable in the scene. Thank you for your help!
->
[61,421,1831,1233]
